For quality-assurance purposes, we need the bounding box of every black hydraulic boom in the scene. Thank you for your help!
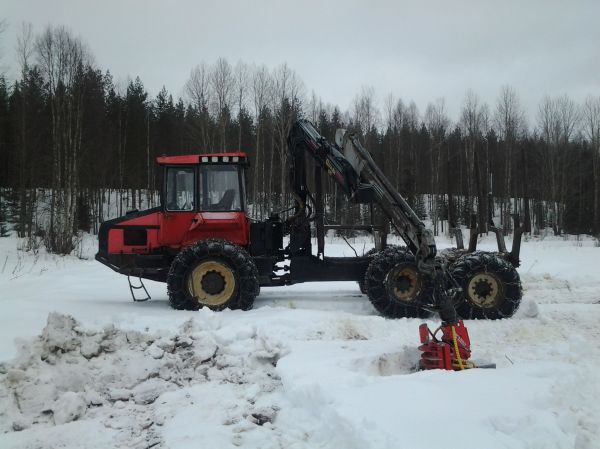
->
[286,120,458,323]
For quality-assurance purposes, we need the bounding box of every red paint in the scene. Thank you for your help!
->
[107,212,161,253]
[107,210,249,254]
[180,212,249,248]
[156,152,247,165]
[418,320,472,370]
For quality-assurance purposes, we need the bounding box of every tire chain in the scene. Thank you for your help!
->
[167,239,259,311]
[450,251,522,319]
[364,246,432,319]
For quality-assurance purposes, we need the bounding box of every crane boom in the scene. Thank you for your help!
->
[287,119,437,270]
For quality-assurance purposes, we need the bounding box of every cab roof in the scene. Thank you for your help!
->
[156,152,247,165]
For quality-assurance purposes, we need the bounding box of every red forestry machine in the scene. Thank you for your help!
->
[96,120,525,370]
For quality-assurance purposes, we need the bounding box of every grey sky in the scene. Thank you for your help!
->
[1,0,599,123]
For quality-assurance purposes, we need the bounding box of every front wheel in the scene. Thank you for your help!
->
[167,239,259,311]
[450,252,522,319]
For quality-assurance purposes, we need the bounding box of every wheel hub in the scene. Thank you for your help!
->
[388,266,420,302]
[396,275,413,294]
[187,261,235,306]
[467,273,500,307]
[201,271,225,295]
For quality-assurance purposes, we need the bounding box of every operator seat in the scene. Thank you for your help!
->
[215,189,235,210]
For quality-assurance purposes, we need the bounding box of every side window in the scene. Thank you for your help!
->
[166,167,195,211]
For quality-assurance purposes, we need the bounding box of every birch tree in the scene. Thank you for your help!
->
[353,86,378,136]
[15,22,36,238]
[233,61,249,150]
[185,62,212,151]
[537,95,580,233]
[36,25,90,254]
[272,63,303,208]
[250,65,271,216]
[211,58,233,151]
[494,86,525,229]
[556,95,580,231]
[425,98,449,235]
[460,90,489,230]
[537,96,558,231]
[582,96,600,233]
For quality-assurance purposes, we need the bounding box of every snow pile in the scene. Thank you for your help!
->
[0,312,288,449]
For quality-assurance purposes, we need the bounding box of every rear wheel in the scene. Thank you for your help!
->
[167,239,259,311]
[450,251,522,319]
[364,247,432,318]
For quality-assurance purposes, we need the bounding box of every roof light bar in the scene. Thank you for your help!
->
[197,155,246,164]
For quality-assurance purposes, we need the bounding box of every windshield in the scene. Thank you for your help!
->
[199,165,243,212]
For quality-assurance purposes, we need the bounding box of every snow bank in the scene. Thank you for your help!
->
[0,312,287,449]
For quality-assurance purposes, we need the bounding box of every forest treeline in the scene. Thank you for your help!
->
[0,24,599,254]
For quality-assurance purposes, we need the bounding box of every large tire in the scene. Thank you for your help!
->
[358,247,380,294]
[364,246,433,318]
[450,251,522,320]
[358,245,404,294]
[167,239,259,311]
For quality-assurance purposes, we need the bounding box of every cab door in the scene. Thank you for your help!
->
[184,164,249,246]
[159,166,197,248]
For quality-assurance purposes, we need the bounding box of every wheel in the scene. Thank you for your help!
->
[364,246,432,318]
[450,251,522,319]
[358,245,403,294]
[167,239,259,311]
[358,247,380,294]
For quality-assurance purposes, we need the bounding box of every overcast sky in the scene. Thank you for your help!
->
[1,0,599,123]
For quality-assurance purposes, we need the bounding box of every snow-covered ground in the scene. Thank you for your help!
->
[0,232,599,449]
